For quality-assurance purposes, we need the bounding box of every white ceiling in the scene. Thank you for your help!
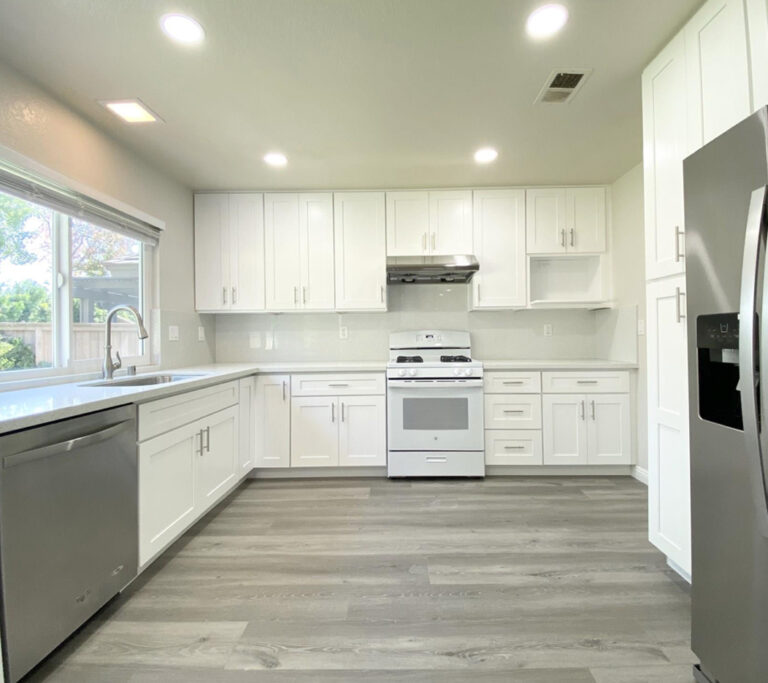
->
[0,0,701,190]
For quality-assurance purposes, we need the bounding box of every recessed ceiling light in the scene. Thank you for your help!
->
[526,4,569,39]
[100,99,161,124]
[264,152,288,167]
[160,13,205,45]
[474,147,498,164]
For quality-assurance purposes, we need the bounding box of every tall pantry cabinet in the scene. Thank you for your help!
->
[642,0,757,578]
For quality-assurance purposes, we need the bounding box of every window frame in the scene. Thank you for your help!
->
[0,196,155,382]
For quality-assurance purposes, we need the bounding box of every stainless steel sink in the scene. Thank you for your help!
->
[81,374,204,388]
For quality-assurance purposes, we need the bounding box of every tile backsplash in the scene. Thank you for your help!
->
[214,284,626,362]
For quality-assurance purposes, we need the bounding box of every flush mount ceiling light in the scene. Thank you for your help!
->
[526,3,569,39]
[263,152,288,167]
[160,13,205,45]
[99,99,161,124]
[474,147,498,164]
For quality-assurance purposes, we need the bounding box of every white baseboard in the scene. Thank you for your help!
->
[632,466,649,485]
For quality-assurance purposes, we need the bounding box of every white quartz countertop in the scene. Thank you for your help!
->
[0,358,636,435]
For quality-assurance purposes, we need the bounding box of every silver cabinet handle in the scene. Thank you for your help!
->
[222,287,227,304]
[232,287,237,304]
[426,456,447,463]
[293,286,298,304]
[503,409,525,414]
[282,380,286,401]
[580,400,585,420]
[502,380,525,385]
[341,402,345,422]
[570,228,574,247]
[675,287,686,323]
[576,380,598,384]
[503,445,525,450]
[380,285,385,303]
[197,429,204,457]
[328,383,349,387]
[431,233,436,251]
[591,400,596,420]
[674,226,684,262]
[205,426,211,452]
[422,232,427,252]
[302,286,307,304]
[331,402,335,422]
[561,229,566,247]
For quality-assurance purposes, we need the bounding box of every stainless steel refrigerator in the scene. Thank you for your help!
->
[684,107,768,683]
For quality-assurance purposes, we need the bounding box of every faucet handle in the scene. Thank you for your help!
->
[114,351,122,371]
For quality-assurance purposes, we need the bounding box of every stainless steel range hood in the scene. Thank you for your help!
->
[386,255,479,284]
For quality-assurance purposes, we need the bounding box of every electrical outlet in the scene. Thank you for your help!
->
[265,331,274,351]
[339,326,349,340]
[198,326,206,342]
[249,332,261,349]
[638,319,646,336]
[543,323,553,337]
[168,325,179,342]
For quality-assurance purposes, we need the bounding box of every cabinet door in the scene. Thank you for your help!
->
[339,395,386,466]
[587,394,631,465]
[194,193,229,311]
[642,34,687,281]
[238,377,254,476]
[264,193,301,310]
[686,0,751,148]
[386,191,429,256]
[485,430,543,466]
[139,421,200,566]
[299,193,335,310]
[647,275,691,572]
[747,0,768,111]
[197,405,238,512]
[254,375,290,468]
[229,193,265,311]
[334,192,387,311]
[471,189,527,308]
[291,396,339,467]
[429,190,473,255]
[542,394,588,465]
[525,188,567,254]
[566,187,606,253]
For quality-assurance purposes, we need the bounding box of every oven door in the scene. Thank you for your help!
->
[387,379,484,452]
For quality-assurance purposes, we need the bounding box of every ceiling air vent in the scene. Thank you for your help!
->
[535,69,592,104]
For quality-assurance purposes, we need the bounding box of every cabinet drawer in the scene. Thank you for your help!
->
[542,371,629,394]
[291,373,385,396]
[484,394,541,429]
[139,380,240,441]
[485,430,543,466]
[484,371,541,394]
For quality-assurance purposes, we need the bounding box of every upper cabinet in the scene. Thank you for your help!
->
[334,192,387,311]
[471,189,527,309]
[264,193,335,311]
[194,193,265,312]
[526,188,606,255]
[642,35,688,281]
[386,190,472,256]
[747,0,768,111]
[685,0,751,150]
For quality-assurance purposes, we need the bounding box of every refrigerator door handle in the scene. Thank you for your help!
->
[739,185,768,536]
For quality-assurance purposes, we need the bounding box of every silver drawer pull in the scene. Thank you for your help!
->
[502,381,525,385]
[328,383,349,387]
[503,409,525,414]
[576,380,599,384]
[426,456,447,463]
[504,445,526,450]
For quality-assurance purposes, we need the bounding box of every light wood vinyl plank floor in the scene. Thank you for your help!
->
[27,476,695,682]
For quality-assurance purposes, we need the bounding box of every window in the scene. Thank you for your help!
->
[0,189,152,378]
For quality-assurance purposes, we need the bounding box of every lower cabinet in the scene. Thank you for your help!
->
[542,393,631,465]
[291,394,386,467]
[254,374,291,467]
[485,430,543,466]
[139,403,239,567]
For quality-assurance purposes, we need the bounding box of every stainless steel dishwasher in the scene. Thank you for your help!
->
[0,404,138,682]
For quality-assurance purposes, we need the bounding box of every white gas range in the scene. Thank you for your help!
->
[386,330,485,478]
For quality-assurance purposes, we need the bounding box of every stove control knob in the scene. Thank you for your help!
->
[464,368,472,376]
[453,368,461,376]
[397,369,406,377]
[408,368,417,377]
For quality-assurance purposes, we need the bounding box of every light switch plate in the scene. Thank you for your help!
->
[638,319,646,335]
[168,325,180,342]
[543,323,553,337]
[198,326,206,342]
[339,326,349,340]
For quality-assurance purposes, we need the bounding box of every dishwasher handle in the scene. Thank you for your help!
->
[3,420,134,469]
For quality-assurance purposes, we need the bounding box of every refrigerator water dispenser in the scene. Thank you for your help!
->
[697,313,742,430]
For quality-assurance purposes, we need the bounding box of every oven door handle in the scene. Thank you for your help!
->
[387,379,484,388]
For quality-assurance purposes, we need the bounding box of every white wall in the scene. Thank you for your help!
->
[608,163,647,469]
[0,59,212,368]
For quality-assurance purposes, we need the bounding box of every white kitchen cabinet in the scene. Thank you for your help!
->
[139,419,199,566]
[291,396,339,467]
[542,394,588,465]
[485,430,543,466]
[647,275,691,574]
[386,190,472,256]
[334,192,387,310]
[747,0,768,110]
[264,193,334,311]
[339,395,387,466]
[196,405,239,512]
[471,189,527,309]
[254,374,290,468]
[586,394,632,466]
[238,377,255,476]
[526,188,606,255]
[685,0,751,149]
[194,193,265,312]
[484,371,541,394]
[484,394,542,430]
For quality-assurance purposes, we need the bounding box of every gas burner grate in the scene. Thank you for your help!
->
[396,355,424,363]
[440,355,472,363]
